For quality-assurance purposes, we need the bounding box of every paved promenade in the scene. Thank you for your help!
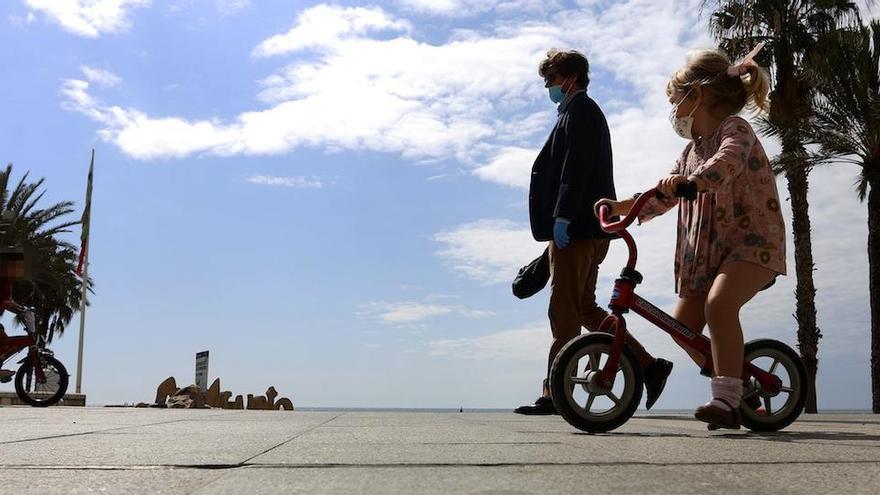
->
[0,408,877,494]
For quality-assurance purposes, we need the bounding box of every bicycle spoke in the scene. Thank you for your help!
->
[589,353,600,371]
[585,393,596,412]
[780,386,794,393]
[570,377,590,385]
[763,396,772,415]
[768,359,779,375]
[607,391,622,406]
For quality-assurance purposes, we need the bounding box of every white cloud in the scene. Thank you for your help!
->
[473,146,537,189]
[428,323,548,361]
[393,0,498,17]
[252,5,412,57]
[246,175,323,189]
[217,0,250,15]
[394,0,558,17]
[24,0,150,38]
[361,301,494,325]
[8,12,37,27]
[59,79,126,126]
[80,65,122,87]
[433,219,544,284]
[59,3,560,161]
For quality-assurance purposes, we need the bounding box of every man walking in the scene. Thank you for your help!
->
[515,49,673,415]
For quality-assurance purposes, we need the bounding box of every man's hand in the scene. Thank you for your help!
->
[553,218,570,249]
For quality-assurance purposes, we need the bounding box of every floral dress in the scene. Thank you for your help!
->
[639,116,786,297]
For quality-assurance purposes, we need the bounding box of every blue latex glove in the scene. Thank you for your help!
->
[553,218,570,249]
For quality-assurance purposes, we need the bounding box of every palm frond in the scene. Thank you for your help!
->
[803,18,880,202]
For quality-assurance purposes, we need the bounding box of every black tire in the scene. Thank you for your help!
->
[550,332,643,433]
[740,339,807,432]
[15,354,69,407]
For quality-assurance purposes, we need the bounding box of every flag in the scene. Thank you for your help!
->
[76,150,94,276]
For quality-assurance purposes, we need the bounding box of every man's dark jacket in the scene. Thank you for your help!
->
[529,91,616,241]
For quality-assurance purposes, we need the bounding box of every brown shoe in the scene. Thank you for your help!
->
[695,399,741,430]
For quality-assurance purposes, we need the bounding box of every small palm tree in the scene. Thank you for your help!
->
[703,0,861,413]
[0,164,88,342]
[805,20,880,412]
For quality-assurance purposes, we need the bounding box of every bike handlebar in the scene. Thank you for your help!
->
[597,181,698,233]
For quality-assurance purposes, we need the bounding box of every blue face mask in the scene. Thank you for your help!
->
[548,84,565,104]
[548,75,573,104]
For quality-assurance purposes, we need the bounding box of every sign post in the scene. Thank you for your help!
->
[195,351,209,392]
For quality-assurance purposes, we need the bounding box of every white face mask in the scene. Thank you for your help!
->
[669,88,699,140]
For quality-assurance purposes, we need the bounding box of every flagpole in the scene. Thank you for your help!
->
[75,246,88,394]
[75,149,94,396]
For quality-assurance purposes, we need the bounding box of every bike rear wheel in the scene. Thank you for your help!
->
[15,354,69,407]
[740,339,807,432]
[550,332,643,433]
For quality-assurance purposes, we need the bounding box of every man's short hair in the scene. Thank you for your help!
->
[539,49,590,89]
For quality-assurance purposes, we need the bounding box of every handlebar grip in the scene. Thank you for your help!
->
[655,181,698,201]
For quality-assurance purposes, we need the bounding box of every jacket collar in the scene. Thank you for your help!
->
[557,89,587,115]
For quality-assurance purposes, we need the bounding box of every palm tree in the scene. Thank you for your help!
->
[0,164,88,343]
[702,0,861,413]
[805,20,880,412]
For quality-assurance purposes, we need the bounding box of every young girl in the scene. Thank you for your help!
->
[596,46,786,429]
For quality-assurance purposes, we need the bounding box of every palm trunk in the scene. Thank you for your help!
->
[868,178,879,413]
[786,164,821,414]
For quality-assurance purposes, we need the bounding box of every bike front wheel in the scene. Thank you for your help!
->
[550,332,643,433]
[15,354,69,407]
[741,339,807,432]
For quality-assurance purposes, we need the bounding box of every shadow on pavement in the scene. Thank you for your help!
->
[573,432,695,438]
[718,430,880,443]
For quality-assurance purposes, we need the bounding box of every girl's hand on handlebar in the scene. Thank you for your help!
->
[656,174,687,198]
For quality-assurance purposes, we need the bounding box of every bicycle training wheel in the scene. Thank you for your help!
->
[740,339,807,432]
[550,332,643,433]
[15,354,69,407]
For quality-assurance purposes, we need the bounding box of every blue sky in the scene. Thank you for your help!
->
[0,0,874,410]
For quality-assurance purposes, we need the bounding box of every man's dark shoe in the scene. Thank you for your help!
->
[514,396,557,415]
[643,358,673,410]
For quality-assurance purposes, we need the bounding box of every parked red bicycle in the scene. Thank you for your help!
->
[549,184,807,433]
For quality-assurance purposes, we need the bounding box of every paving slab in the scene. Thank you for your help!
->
[0,408,877,494]
[194,463,880,494]
[0,468,219,494]
[0,409,338,466]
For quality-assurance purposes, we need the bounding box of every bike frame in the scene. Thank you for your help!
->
[594,189,781,396]
[0,334,47,383]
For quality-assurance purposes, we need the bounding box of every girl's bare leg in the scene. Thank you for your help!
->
[671,295,708,368]
[704,261,776,377]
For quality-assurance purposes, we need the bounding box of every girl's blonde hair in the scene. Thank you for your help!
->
[666,48,771,115]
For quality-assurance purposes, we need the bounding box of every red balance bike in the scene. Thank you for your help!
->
[549,184,807,433]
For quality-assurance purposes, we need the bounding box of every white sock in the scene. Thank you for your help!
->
[705,376,742,411]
